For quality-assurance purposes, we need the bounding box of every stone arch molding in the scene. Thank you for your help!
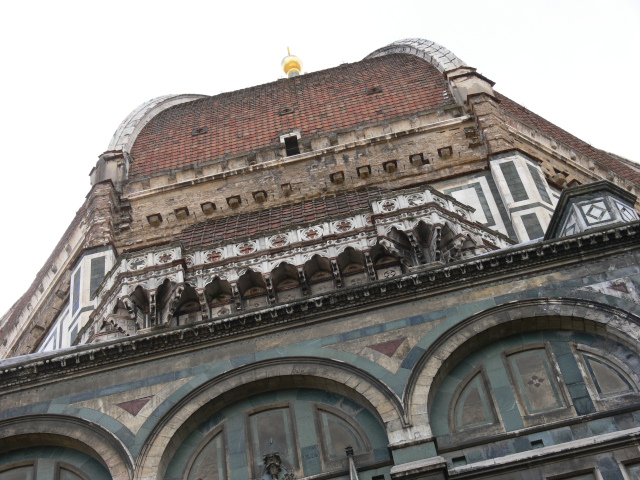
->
[0,414,134,480]
[365,38,467,74]
[135,357,411,480]
[404,298,640,439]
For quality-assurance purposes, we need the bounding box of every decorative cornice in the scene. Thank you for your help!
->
[0,220,637,392]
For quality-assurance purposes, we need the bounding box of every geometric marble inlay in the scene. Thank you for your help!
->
[116,396,152,416]
[328,320,440,374]
[581,202,611,223]
[617,203,637,222]
[368,338,406,357]
[72,376,193,434]
[578,278,639,303]
[608,283,629,293]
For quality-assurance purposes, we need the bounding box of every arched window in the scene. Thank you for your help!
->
[583,354,634,397]
[247,404,299,478]
[0,464,34,480]
[314,404,374,471]
[58,464,89,480]
[450,367,502,437]
[573,345,639,410]
[185,426,227,480]
[166,389,389,480]
[0,449,108,480]
[504,345,573,423]
[625,462,640,479]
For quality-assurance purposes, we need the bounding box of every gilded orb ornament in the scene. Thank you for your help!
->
[281,47,302,77]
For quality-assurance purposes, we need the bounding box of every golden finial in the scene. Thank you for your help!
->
[281,47,302,78]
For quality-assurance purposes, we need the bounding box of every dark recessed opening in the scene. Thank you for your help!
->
[438,146,453,159]
[367,86,382,94]
[191,127,209,136]
[279,107,295,115]
[410,153,427,166]
[284,136,300,156]
[530,439,544,449]
[452,456,467,467]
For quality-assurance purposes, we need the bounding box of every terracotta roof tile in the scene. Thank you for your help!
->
[130,54,454,178]
[496,92,640,184]
[177,188,385,249]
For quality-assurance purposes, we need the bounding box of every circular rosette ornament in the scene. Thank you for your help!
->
[379,199,398,212]
[406,194,425,207]
[205,249,224,263]
[302,227,322,240]
[128,257,147,271]
[269,234,289,248]
[333,220,353,233]
[237,242,257,255]
[155,251,174,264]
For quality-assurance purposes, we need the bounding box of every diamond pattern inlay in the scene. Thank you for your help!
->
[581,201,611,223]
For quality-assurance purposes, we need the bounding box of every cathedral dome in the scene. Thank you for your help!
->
[126,47,455,178]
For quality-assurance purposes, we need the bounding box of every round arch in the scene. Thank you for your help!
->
[403,298,640,438]
[135,357,409,480]
[0,414,134,480]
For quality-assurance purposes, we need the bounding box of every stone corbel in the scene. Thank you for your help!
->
[330,259,343,288]
[195,287,210,320]
[263,274,276,304]
[432,227,442,263]
[230,282,242,311]
[379,239,403,261]
[363,251,376,279]
[296,266,309,296]
[122,297,136,320]
[148,290,157,326]
[406,231,426,265]
[166,285,185,323]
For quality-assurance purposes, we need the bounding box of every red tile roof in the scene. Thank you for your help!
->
[178,188,385,249]
[129,54,454,178]
[496,92,640,184]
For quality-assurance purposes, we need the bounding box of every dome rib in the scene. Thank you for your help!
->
[108,94,207,153]
[365,38,466,74]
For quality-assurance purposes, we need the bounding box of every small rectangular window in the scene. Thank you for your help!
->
[284,136,300,156]
[69,324,78,345]
[521,213,544,239]
[527,164,552,204]
[72,269,81,315]
[90,256,106,298]
[499,161,529,202]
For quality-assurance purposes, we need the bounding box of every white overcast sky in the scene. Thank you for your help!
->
[0,0,638,316]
